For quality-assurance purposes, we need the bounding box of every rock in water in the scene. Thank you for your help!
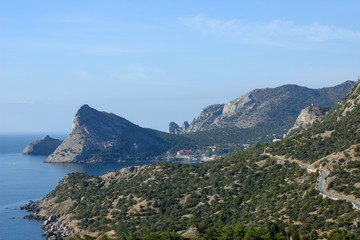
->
[23,135,62,155]
[45,104,171,163]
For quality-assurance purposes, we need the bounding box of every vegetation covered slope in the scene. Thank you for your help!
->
[184,125,290,152]
[268,78,360,201]
[32,146,360,239]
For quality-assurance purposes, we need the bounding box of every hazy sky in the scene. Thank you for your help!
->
[1,1,360,133]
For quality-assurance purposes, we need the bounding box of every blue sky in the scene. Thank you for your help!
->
[1,1,359,133]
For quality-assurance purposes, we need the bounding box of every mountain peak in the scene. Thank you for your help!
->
[43,135,51,140]
[76,104,98,116]
[80,104,90,109]
[72,104,110,131]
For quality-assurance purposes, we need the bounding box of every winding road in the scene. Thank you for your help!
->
[277,158,360,210]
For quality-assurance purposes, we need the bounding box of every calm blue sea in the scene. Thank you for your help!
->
[0,134,155,240]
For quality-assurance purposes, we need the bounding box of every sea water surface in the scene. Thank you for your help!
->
[0,134,155,240]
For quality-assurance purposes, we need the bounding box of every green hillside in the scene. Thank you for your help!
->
[268,79,360,198]
[269,80,360,162]
[34,146,360,239]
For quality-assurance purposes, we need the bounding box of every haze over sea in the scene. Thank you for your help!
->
[0,134,154,240]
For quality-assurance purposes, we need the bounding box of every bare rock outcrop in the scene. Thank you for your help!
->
[22,200,75,239]
[287,105,328,135]
[23,135,62,155]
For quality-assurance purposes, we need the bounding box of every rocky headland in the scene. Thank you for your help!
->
[21,200,75,240]
[45,104,188,163]
[21,165,148,239]
[23,135,63,155]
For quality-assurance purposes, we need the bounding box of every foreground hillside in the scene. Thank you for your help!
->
[24,146,360,239]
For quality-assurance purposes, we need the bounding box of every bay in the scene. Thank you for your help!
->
[0,134,155,240]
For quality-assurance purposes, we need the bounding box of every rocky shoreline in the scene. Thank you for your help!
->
[20,165,151,240]
[21,200,74,240]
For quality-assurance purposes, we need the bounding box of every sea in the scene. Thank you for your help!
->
[0,134,156,240]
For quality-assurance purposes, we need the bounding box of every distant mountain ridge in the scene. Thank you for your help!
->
[169,81,355,134]
[45,104,191,163]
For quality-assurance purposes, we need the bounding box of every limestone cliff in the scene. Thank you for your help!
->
[23,135,62,155]
[169,104,224,133]
[45,105,174,163]
[287,105,329,135]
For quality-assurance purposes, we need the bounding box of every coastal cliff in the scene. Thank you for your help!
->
[21,165,148,240]
[45,105,179,163]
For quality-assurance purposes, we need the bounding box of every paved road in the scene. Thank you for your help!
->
[277,158,360,210]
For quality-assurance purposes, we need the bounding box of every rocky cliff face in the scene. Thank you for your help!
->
[169,121,191,134]
[169,81,355,134]
[287,105,329,135]
[45,105,172,163]
[23,135,63,155]
[169,104,224,134]
[168,122,180,134]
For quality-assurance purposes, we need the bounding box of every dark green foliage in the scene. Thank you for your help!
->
[69,225,360,240]
[328,161,360,197]
[184,125,291,151]
[195,222,287,240]
[68,234,96,240]
[328,229,358,240]
[152,130,198,154]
